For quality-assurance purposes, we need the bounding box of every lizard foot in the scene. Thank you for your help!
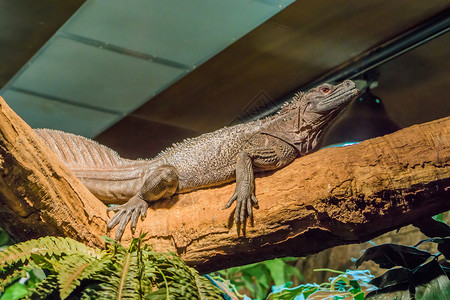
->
[107,195,148,240]
[223,191,259,235]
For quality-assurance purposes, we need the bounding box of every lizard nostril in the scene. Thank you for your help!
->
[343,80,354,89]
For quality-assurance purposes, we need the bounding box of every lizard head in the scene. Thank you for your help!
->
[263,80,359,155]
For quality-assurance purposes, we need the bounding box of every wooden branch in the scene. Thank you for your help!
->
[0,96,449,273]
[0,96,106,248]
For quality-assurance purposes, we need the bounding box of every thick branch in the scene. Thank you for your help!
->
[0,97,106,248]
[0,96,448,273]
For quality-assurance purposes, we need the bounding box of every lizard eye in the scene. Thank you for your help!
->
[320,87,331,94]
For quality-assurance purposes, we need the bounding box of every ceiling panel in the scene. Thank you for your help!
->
[10,37,187,114]
[2,89,118,137]
[0,0,85,87]
[0,0,294,139]
[62,0,294,67]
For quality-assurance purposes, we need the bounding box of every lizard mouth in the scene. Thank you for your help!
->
[321,88,359,110]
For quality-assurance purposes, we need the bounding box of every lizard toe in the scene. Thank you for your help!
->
[251,195,259,207]
[107,209,125,230]
[240,201,247,224]
[235,198,242,224]
[116,212,132,240]
[247,199,253,218]
[223,193,237,209]
[130,209,140,233]
[140,202,148,220]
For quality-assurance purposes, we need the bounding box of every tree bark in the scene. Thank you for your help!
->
[0,96,106,248]
[0,96,448,273]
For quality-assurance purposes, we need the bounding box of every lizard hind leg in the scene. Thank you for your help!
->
[140,165,179,201]
[107,165,179,240]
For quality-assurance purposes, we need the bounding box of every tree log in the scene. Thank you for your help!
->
[0,97,106,248]
[0,96,448,273]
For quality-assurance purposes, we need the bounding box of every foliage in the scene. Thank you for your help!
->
[0,228,45,299]
[3,215,450,300]
[210,257,303,299]
[210,215,450,300]
[266,269,375,300]
[356,217,450,299]
[0,269,45,300]
[0,234,225,299]
[0,227,13,251]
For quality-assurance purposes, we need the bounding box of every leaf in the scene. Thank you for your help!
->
[0,236,101,271]
[339,269,377,294]
[266,283,319,300]
[307,290,352,299]
[194,274,224,300]
[0,268,27,293]
[437,239,450,259]
[412,259,446,287]
[145,288,170,299]
[413,217,450,238]
[23,274,59,300]
[415,275,450,299]
[355,243,431,269]
[100,250,141,299]
[264,259,288,286]
[0,280,29,300]
[370,267,411,289]
[0,228,13,248]
[56,254,109,299]
[251,266,271,299]
[366,268,412,298]
[2,234,229,299]
[433,213,445,222]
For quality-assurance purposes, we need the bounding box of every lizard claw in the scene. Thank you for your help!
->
[224,190,258,235]
[223,193,237,210]
[107,195,148,240]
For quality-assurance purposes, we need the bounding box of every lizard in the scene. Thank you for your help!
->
[35,80,358,240]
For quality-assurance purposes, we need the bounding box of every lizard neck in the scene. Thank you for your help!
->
[260,116,317,156]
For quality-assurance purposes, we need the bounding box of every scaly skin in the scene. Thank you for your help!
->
[35,80,358,240]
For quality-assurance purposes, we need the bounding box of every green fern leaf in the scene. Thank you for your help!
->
[93,245,141,299]
[2,235,234,299]
[56,254,109,299]
[140,249,223,299]
[23,274,59,300]
[195,274,224,300]
[80,282,112,299]
[0,267,27,292]
[0,236,101,271]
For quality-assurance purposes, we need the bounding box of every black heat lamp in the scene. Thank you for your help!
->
[321,86,401,148]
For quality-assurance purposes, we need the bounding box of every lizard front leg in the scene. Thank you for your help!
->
[107,165,178,240]
[224,136,298,234]
[224,151,259,233]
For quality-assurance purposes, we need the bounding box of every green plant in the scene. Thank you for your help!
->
[266,269,375,300]
[0,268,45,300]
[210,257,303,299]
[0,234,225,299]
[0,228,13,251]
[355,217,450,299]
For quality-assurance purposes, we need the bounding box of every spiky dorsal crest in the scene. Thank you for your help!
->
[276,92,305,117]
